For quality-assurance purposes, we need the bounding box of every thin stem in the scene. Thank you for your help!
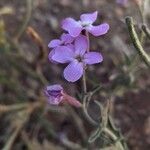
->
[104,128,125,150]
[82,31,90,93]
[139,0,146,43]
[0,103,29,113]
[142,24,150,40]
[140,29,145,44]
[103,100,125,150]
[83,95,98,126]
[82,69,87,94]
[125,17,150,67]
[82,69,97,125]
[90,85,102,96]
[130,0,146,69]
[82,68,98,125]
[0,101,43,114]
[81,30,89,98]
[14,0,33,41]
[85,31,90,52]
[82,30,101,126]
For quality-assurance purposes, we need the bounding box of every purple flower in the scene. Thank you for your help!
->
[50,36,103,82]
[45,84,82,107]
[48,33,74,48]
[48,33,75,63]
[45,84,63,105]
[61,11,109,37]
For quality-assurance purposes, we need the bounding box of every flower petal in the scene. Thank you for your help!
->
[48,49,57,63]
[63,61,83,82]
[47,96,63,105]
[80,11,98,24]
[61,33,74,44]
[74,35,87,56]
[61,18,82,37]
[66,44,74,50]
[48,39,62,48]
[87,23,109,36]
[52,46,74,63]
[46,84,63,92]
[83,52,103,64]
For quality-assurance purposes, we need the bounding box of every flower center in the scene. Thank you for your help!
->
[81,22,91,28]
[76,55,83,62]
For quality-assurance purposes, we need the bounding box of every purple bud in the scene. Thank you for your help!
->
[45,84,82,107]
[45,84,63,105]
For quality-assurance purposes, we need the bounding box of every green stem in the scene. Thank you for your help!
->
[142,24,150,40]
[125,16,150,68]
[82,70,87,94]
[85,31,90,52]
[82,68,99,125]
[83,95,98,126]
[104,128,125,150]
[136,1,145,43]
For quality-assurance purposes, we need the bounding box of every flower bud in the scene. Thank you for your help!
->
[45,84,82,107]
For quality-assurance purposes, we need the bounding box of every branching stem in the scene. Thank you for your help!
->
[125,17,150,68]
[104,128,125,150]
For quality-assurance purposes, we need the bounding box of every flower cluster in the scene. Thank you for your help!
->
[45,11,109,106]
[48,11,109,82]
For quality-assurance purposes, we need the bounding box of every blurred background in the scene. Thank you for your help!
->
[0,0,150,149]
